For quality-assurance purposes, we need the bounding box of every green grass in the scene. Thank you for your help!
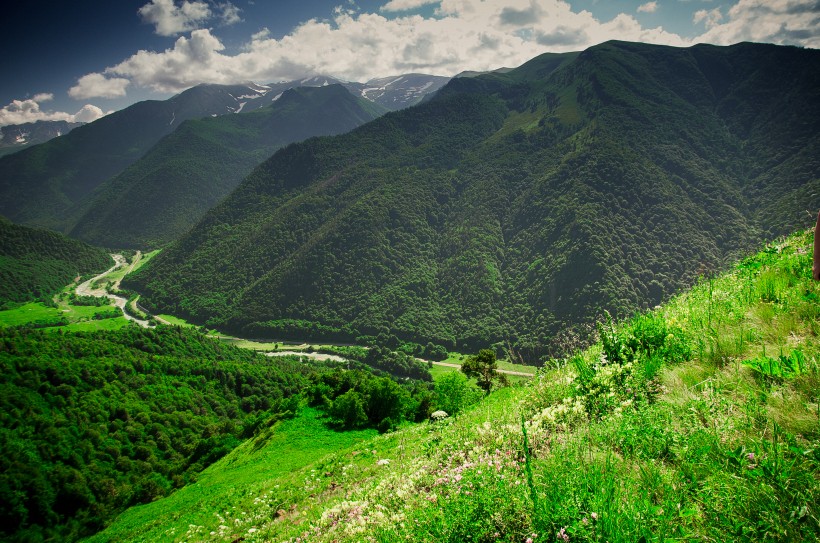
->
[155,314,197,327]
[0,302,63,327]
[93,229,820,543]
[131,249,161,273]
[86,408,378,542]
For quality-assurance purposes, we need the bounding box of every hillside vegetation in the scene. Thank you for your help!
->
[98,228,819,542]
[70,85,387,249]
[128,41,820,359]
[0,321,446,542]
[0,84,269,232]
[0,217,111,306]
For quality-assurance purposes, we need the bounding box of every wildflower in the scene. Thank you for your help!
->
[377,459,390,466]
[526,538,533,543]
[590,512,598,521]
[557,527,569,542]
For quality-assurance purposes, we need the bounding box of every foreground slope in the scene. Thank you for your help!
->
[69,85,387,249]
[0,216,110,305]
[129,41,820,357]
[96,228,820,542]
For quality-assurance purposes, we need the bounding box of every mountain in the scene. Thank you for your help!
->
[69,85,387,249]
[0,75,447,236]
[0,83,287,231]
[0,216,110,305]
[122,41,819,358]
[344,73,452,110]
[0,120,84,158]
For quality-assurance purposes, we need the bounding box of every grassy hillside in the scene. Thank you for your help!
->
[70,85,387,249]
[97,227,819,542]
[0,217,111,306]
[128,41,820,358]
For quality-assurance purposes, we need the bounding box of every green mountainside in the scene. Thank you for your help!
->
[93,228,820,543]
[69,85,387,249]
[0,217,110,305]
[128,41,820,358]
[0,83,294,232]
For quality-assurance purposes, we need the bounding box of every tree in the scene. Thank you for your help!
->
[329,390,368,429]
[461,349,508,393]
[434,371,481,414]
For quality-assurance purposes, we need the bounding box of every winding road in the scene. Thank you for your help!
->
[75,254,534,377]
[75,253,153,328]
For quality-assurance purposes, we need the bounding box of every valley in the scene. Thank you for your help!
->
[0,38,819,543]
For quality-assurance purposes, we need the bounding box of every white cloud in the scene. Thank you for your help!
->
[68,73,130,99]
[69,0,820,102]
[0,96,107,128]
[381,0,440,11]
[693,7,723,28]
[72,104,107,123]
[694,0,820,48]
[138,0,212,36]
[137,0,242,36]
[219,2,242,25]
[637,2,658,14]
[98,0,693,95]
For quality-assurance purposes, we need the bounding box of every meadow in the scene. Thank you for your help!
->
[89,228,819,542]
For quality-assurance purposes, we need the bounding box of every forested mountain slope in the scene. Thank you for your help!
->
[128,41,820,359]
[69,85,386,249]
[0,83,287,231]
[0,217,110,305]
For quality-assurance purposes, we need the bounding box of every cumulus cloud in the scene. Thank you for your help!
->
[381,0,440,12]
[68,73,130,99]
[97,0,691,94]
[73,0,820,99]
[137,0,242,36]
[0,95,107,128]
[693,8,723,29]
[138,0,212,36]
[219,2,242,25]
[694,0,820,48]
[72,104,107,123]
[637,2,658,14]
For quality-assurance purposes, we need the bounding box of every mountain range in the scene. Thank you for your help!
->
[0,120,85,158]
[0,74,448,238]
[68,84,387,248]
[124,40,820,359]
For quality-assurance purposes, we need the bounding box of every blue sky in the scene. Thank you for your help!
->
[1,0,818,127]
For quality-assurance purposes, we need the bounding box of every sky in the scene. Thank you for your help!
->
[1,0,819,127]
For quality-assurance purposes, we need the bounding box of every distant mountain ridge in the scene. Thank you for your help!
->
[0,120,85,158]
[126,41,820,358]
[0,74,447,235]
[69,84,388,248]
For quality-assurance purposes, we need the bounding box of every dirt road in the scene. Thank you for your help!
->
[76,254,152,328]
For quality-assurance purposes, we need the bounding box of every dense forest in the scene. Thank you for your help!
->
[0,217,111,306]
[0,325,438,542]
[127,41,820,360]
